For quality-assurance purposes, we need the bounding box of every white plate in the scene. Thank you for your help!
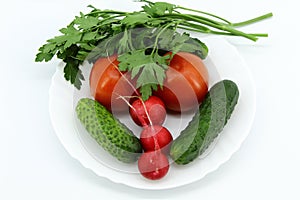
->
[49,37,256,190]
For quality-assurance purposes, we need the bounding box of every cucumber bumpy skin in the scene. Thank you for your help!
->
[76,98,142,163]
[170,80,239,165]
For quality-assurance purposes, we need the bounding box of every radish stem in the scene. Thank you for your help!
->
[106,52,140,97]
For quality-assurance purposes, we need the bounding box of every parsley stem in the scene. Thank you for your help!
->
[88,10,128,15]
[180,21,212,32]
[136,0,154,5]
[127,29,135,50]
[179,21,269,37]
[186,14,228,27]
[176,6,232,24]
[178,25,269,38]
[232,12,273,27]
[249,33,268,37]
[164,13,258,41]
[178,25,231,36]
[151,22,176,55]
[177,25,209,34]
[91,14,124,30]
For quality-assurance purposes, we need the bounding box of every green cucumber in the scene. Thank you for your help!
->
[170,80,239,165]
[76,98,142,163]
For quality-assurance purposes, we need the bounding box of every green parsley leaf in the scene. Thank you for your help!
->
[58,24,78,35]
[181,37,209,59]
[118,29,131,54]
[85,33,121,62]
[118,50,169,100]
[156,29,208,59]
[74,15,99,29]
[63,59,85,89]
[35,52,55,62]
[142,1,175,16]
[47,35,68,45]
[82,32,98,41]
[64,33,82,49]
[76,49,90,61]
[79,43,96,51]
[138,84,157,101]
[39,43,57,53]
[158,30,187,51]
[121,13,150,27]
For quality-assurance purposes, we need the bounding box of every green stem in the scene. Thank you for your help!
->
[94,14,123,26]
[232,12,273,27]
[179,24,269,38]
[165,13,258,41]
[248,33,269,37]
[181,21,212,32]
[178,24,234,36]
[151,22,177,55]
[127,29,135,50]
[88,10,128,15]
[136,0,154,5]
[180,21,269,36]
[187,14,228,26]
[177,25,211,34]
[177,6,232,24]
[181,26,233,37]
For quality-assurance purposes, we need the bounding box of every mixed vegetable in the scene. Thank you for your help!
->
[36,0,272,180]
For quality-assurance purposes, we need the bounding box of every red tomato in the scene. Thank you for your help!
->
[89,55,135,112]
[154,52,209,112]
[138,151,169,180]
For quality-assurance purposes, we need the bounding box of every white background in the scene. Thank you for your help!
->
[1,0,299,199]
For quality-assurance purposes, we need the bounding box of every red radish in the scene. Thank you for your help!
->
[140,125,173,153]
[129,96,166,127]
[138,151,169,180]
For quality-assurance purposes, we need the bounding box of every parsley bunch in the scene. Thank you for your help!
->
[35,0,272,100]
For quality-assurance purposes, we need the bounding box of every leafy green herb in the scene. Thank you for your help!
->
[142,1,175,16]
[118,49,170,100]
[35,0,272,97]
